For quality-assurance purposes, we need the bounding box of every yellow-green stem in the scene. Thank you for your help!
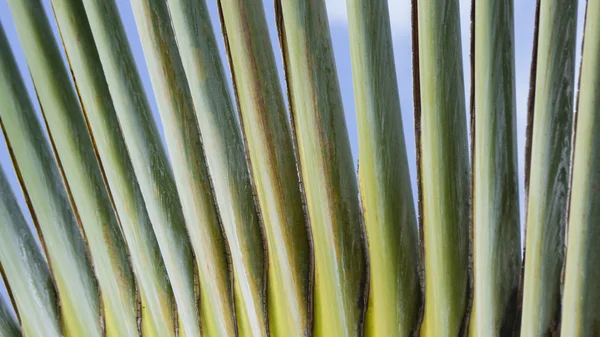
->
[275,0,368,335]
[412,0,471,335]
[217,0,311,335]
[560,1,600,334]
[347,0,421,335]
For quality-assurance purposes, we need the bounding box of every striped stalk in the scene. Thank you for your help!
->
[165,0,278,336]
[0,297,19,337]
[0,21,101,337]
[130,0,265,336]
[275,0,368,336]
[0,167,61,337]
[6,1,138,336]
[560,1,600,334]
[520,0,577,335]
[49,0,177,335]
[167,0,276,336]
[77,0,201,335]
[216,0,311,335]
[411,0,471,335]
[469,0,521,334]
[346,0,421,335]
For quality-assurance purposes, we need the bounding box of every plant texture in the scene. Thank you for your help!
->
[0,0,597,336]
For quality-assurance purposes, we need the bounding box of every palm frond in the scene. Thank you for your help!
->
[412,0,471,334]
[469,0,521,334]
[77,0,202,334]
[346,0,421,335]
[0,297,19,337]
[217,1,312,335]
[275,0,368,335]
[0,19,101,336]
[560,0,600,333]
[50,0,177,335]
[1,0,598,335]
[520,0,578,334]
[0,166,61,337]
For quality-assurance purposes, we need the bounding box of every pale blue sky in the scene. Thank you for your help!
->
[0,0,587,318]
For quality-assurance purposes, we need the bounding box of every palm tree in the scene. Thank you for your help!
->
[0,0,598,336]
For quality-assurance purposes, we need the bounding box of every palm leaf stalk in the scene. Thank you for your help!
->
[163,3,257,335]
[411,0,471,335]
[169,0,286,334]
[560,0,600,334]
[133,0,273,335]
[163,0,280,335]
[275,0,368,336]
[77,0,203,335]
[216,0,312,336]
[0,166,61,337]
[0,20,101,337]
[5,1,142,335]
[469,0,521,334]
[346,0,421,335]
[0,297,19,337]
[128,0,249,335]
[49,0,177,335]
[3,0,600,334]
[5,1,139,335]
[520,0,578,335]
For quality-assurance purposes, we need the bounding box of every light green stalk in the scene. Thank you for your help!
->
[412,0,470,335]
[6,1,138,336]
[560,1,600,334]
[216,0,311,336]
[129,0,255,336]
[346,0,421,335]
[469,0,521,335]
[49,0,177,335]
[0,297,19,337]
[170,0,305,335]
[0,21,101,337]
[0,167,61,337]
[169,1,290,336]
[77,0,200,335]
[275,1,368,336]
[520,0,577,335]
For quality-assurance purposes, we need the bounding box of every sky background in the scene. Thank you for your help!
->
[0,0,587,319]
